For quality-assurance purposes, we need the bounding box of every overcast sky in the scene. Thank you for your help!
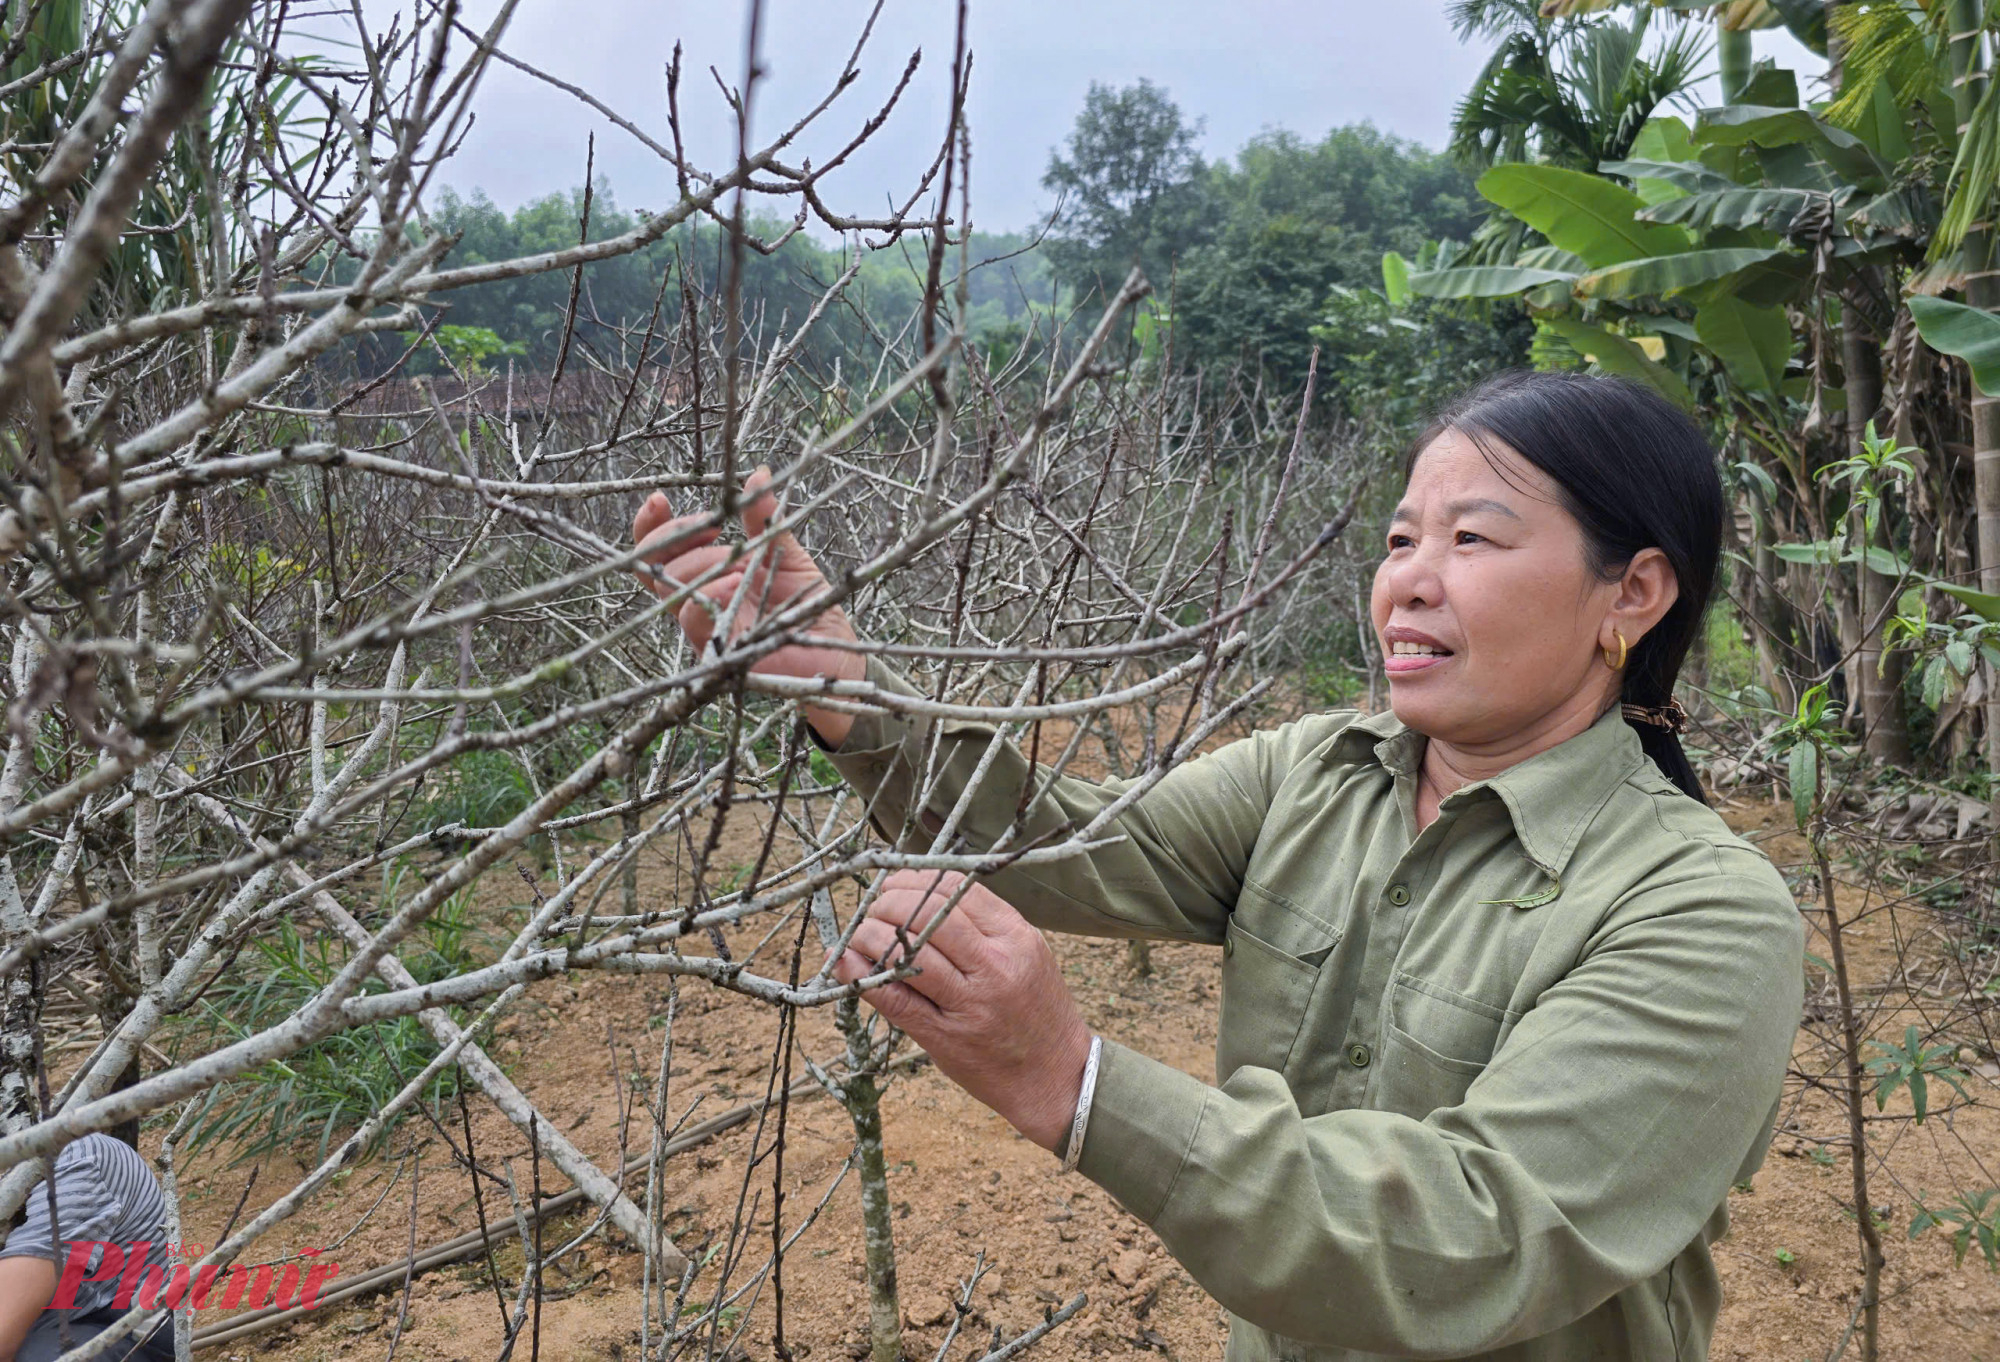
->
[390,2,1823,234]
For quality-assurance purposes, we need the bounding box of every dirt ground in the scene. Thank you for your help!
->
[139,761,2000,1362]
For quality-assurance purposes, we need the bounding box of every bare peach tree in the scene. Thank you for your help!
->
[0,2,1360,1359]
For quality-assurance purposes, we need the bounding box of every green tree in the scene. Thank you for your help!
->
[1309,266,1534,452]
[347,185,909,376]
[1041,79,1216,300]
[1173,125,1484,396]
[411,185,678,366]
[1,0,318,325]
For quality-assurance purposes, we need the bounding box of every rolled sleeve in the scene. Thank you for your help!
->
[1074,1039,1209,1223]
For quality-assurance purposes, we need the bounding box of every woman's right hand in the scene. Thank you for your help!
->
[632,466,867,748]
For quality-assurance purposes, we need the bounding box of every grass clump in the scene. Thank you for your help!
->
[169,878,492,1165]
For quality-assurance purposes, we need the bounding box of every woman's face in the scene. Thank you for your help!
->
[1369,429,1627,747]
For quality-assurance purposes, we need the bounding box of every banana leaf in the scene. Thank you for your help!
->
[1647,316,1702,345]
[1574,246,1798,301]
[1407,265,1581,300]
[1939,583,2000,624]
[1696,294,1792,393]
[1762,0,1828,54]
[1696,105,1891,190]
[1515,244,1592,273]
[1698,141,1756,185]
[1762,142,1860,198]
[1845,185,1934,242]
[1628,115,1697,165]
[1908,295,2000,397]
[1540,316,1693,408]
[1699,251,1813,308]
[1638,187,1828,234]
[1381,251,1411,306]
[1477,164,1689,268]
[1737,65,1799,109]
[1829,236,1909,269]
[1599,159,1743,196]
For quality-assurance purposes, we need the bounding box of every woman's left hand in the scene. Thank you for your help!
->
[828,869,1094,1155]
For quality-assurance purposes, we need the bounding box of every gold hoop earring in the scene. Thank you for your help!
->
[1602,629,1628,671]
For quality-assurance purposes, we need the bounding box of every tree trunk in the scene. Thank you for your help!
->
[1834,589,1868,728]
[0,629,46,1157]
[621,807,640,918]
[838,1001,903,1362]
[811,892,903,1362]
[1815,837,1884,1362]
[1825,9,1912,760]
[1738,485,1798,711]
[1972,329,2000,784]
[1947,0,2000,802]
[0,881,38,1139]
[89,911,144,1150]
[1843,313,1912,762]
[1749,571,1795,712]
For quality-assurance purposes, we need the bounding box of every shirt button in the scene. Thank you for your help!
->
[1223,935,1235,959]
[1387,883,1412,906]
[1348,1043,1372,1068]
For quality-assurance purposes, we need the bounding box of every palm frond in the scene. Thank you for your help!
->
[1453,2,1711,169]
[1563,9,1710,163]
[1596,22,1713,161]
[1826,3,1947,128]
[1452,0,1553,40]
[1936,64,2000,257]
[1568,8,1652,120]
[1644,13,1716,95]
[1452,30,1564,166]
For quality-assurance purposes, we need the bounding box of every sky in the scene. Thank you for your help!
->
[368,2,1825,236]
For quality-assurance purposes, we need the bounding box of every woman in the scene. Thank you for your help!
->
[631,370,1805,1361]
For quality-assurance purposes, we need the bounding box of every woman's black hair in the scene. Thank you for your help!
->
[1407,369,1724,804]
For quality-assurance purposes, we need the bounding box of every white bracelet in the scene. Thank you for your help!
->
[1059,1034,1104,1175]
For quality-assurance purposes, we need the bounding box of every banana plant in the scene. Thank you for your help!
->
[1409,85,1916,407]
[1836,0,2000,793]
[1415,45,1944,757]
[1443,0,1715,268]
[1436,2,2000,786]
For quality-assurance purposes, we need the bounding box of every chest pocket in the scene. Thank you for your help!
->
[1372,972,1517,1119]
[1216,886,1340,1083]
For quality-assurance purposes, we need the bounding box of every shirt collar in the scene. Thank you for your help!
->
[1325,704,1646,877]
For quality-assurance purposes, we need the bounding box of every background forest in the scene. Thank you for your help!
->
[368,110,1500,421]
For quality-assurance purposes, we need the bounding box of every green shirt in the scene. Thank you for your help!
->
[824,656,1804,1362]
